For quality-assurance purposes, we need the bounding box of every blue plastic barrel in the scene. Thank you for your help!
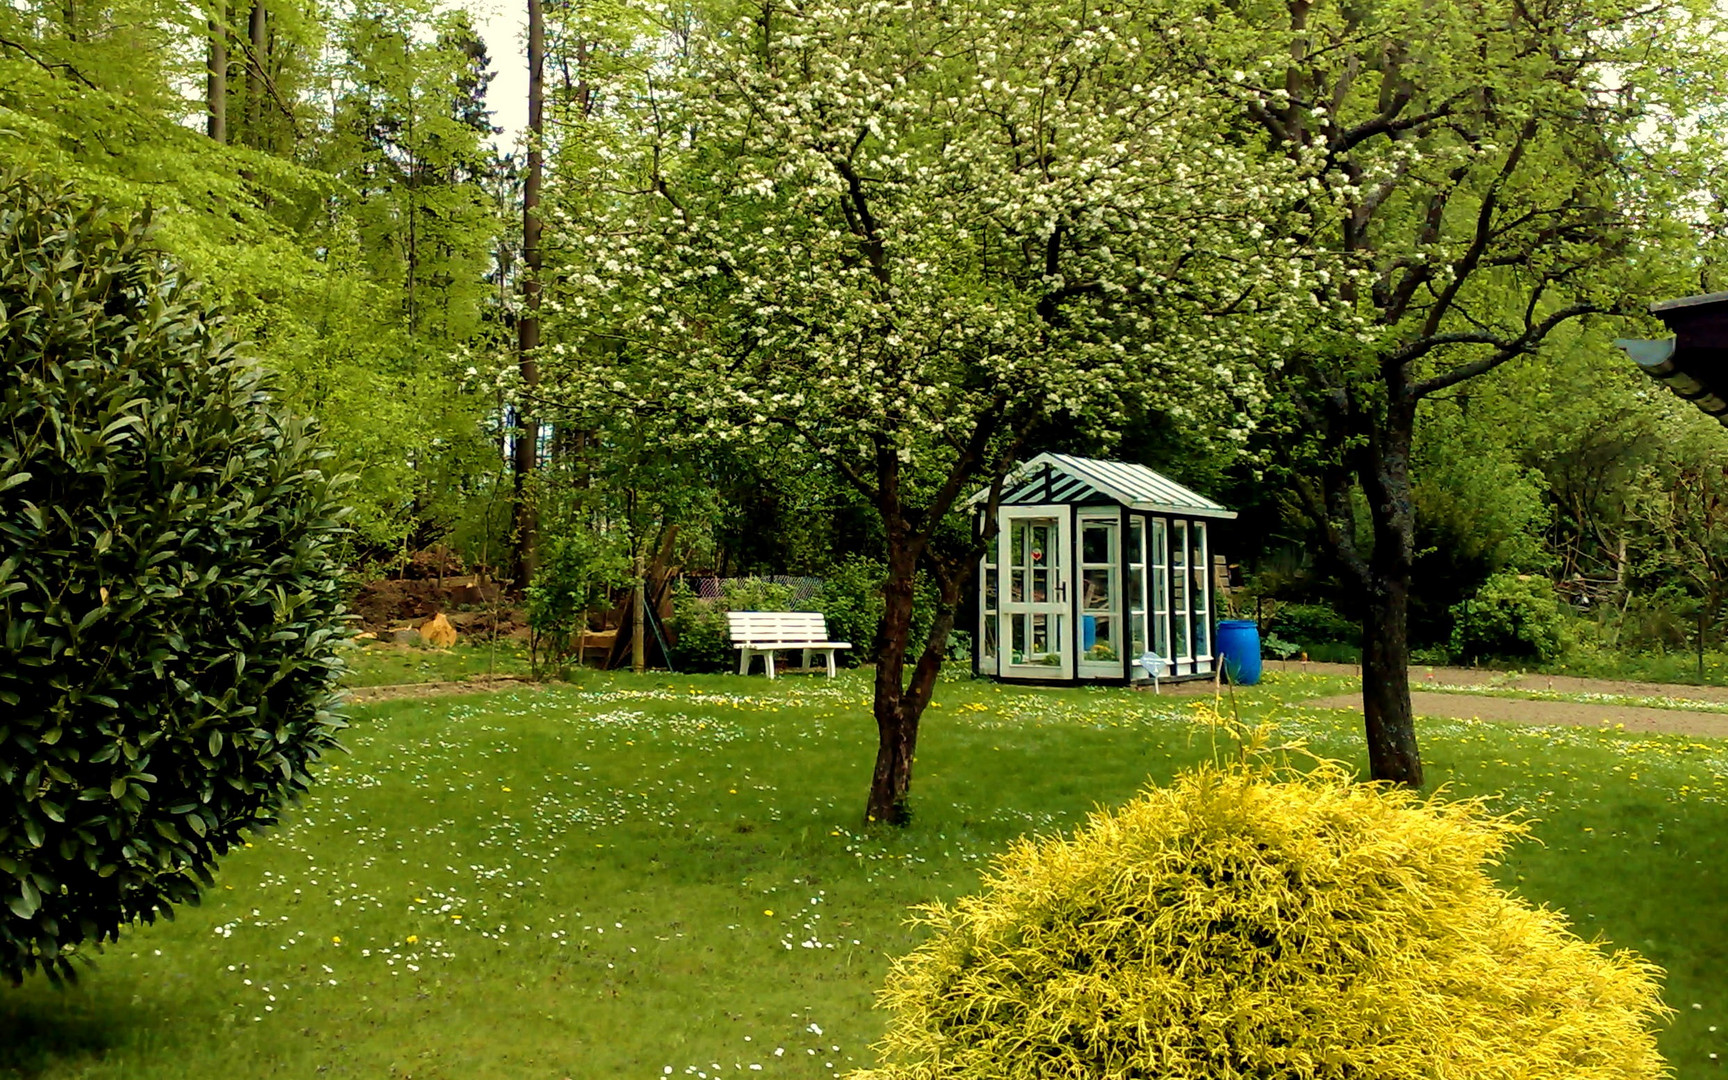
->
[1215,620,1262,685]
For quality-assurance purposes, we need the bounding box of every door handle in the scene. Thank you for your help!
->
[1056,581,1067,603]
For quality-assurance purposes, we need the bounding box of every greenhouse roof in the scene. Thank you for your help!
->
[968,452,1236,519]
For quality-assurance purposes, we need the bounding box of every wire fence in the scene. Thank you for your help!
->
[685,575,825,607]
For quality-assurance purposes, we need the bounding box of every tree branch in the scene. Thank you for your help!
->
[1410,301,1598,398]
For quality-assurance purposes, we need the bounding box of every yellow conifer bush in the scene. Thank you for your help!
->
[853,722,1669,1080]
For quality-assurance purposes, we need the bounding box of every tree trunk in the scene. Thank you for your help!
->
[245,2,266,143]
[1358,403,1423,786]
[513,0,544,588]
[866,547,922,825]
[1361,570,1421,785]
[632,548,647,674]
[205,3,227,143]
[865,541,975,825]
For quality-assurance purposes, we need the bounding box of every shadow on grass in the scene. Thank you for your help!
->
[0,991,137,1079]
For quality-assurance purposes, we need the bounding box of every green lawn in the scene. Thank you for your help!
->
[339,639,533,688]
[4,670,1727,1078]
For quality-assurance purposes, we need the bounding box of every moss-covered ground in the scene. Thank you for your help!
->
[4,669,1726,1078]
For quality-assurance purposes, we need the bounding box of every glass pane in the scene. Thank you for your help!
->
[1172,521,1187,568]
[1012,569,1025,603]
[1194,613,1209,658]
[1131,613,1147,656]
[1011,523,1026,566]
[1032,526,1050,568]
[1129,518,1144,565]
[1083,569,1113,612]
[1173,607,1188,659]
[1154,609,1169,658]
[1049,615,1065,665]
[984,615,999,659]
[1082,523,1111,565]
[1012,613,1027,659]
[1128,566,1144,615]
[985,570,998,609]
[1084,615,1117,662]
[1032,613,1050,655]
[1153,519,1167,567]
[1032,568,1049,603]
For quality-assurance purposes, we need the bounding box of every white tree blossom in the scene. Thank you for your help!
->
[541,0,1319,822]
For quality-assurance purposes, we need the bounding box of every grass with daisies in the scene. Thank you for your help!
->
[3,665,1727,1079]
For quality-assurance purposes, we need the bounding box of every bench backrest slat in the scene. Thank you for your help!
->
[727,611,831,642]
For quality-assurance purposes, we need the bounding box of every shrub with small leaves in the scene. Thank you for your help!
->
[0,178,351,983]
[1449,572,1565,662]
[854,724,1669,1079]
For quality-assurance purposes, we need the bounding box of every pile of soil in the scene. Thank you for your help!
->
[350,548,521,639]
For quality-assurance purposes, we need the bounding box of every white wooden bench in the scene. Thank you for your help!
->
[727,611,851,678]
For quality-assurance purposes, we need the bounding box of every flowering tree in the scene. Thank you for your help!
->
[1177,0,1728,785]
[544,0,1308,823]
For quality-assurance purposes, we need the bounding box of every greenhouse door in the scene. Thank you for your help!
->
[1077,513,1123,679]
[998,508,1073,679]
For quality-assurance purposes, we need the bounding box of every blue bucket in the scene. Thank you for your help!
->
[1215,620,1262,685]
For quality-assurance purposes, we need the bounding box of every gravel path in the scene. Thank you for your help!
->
[1262,659,1728,703]
[1304,690,1728,738]
[342,676,539,705]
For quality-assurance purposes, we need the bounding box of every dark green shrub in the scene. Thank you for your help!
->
[665,577,797,673]
[815,555,886,664]
[665,582,730,673]
[809,556,963,666]
[0,180,350,982]
[1270,601,1359,649]
[1449,573,1565,662]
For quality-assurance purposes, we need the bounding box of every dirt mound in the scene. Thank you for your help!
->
[349,575,513,635]
[399,545,468,581]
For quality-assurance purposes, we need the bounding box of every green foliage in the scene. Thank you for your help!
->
[855,724,1670,1080]
[1269,602,1359,650]
[1450,573,1566,663]
[0,180,350,982]
[665,578,799,674]
[1261,633,1300,660]
[525,528,631,662]
[816,556,886,665]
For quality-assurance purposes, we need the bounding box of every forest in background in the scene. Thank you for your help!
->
[11,0,1728,681]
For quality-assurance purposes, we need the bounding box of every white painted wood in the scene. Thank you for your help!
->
[727,611,851,678]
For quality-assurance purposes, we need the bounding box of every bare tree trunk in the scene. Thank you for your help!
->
[206,3,227,142]
[512,0,545,588]
[245,2,266,144]
[632,548,647,674]
[865,541,975,824]
[866,545,922,825]
[1358,405,1423,787]
[1361,571,1420,784]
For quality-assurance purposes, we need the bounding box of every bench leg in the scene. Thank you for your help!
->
[802,648,813,671]
[739,648,751,676]
[765,649,776,680]
[826,649,837,678]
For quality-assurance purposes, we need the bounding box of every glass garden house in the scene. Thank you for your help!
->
[968,453,1236,684]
